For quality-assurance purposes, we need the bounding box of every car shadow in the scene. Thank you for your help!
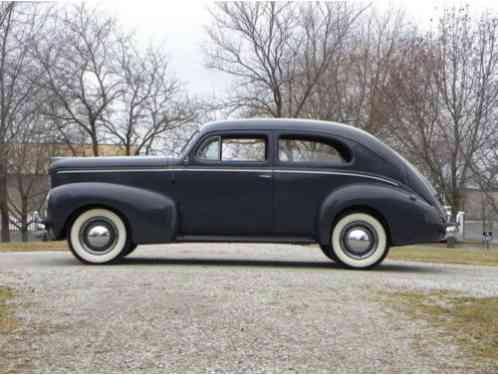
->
[42,252,441,274]
[105,256,439,273]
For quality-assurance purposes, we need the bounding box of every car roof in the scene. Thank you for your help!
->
[201,118,382,148]
[200,118,407,173]
[203,118,357,136]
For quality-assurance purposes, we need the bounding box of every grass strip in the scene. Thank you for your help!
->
[381,290,498,371]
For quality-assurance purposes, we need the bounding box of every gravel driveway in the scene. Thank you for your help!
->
[1,243,498,372]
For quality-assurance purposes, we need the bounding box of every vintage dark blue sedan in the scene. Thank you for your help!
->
[43,119,447,269]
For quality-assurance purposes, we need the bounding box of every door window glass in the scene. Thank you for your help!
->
[222,137,266,162]
[197,137,220,160]
[278,136,348,163]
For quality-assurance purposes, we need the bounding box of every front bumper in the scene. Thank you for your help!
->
[35,192,57,241]
[35,224,55,241]
[35,220,56,241]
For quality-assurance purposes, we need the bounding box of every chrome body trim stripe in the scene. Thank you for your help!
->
[57,167,399,186]
[273,169,398,186]
[173,168,271,173]
[58,168,171,173]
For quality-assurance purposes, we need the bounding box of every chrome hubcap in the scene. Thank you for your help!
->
[86,225,112,249]
[80,218,117,255]
[339,221,378,259]
[344,227,372,255]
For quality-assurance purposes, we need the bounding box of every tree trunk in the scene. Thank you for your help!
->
[450,189,462,221]
[90,130,99,156]
[21,197,28,242]
[21,218,28,242]
[0,198,9,242]
[0,160,10,242]
[92,139,99,156]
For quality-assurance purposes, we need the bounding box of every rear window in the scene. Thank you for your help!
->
[221,137,266,162]
[278,136,351,163]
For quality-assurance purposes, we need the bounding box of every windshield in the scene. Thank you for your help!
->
[179,130,200,157]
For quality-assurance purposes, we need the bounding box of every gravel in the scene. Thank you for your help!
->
[1,243,498,372]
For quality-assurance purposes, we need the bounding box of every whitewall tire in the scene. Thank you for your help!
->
[331,212,389,269]
[68,208,129,264]
[121,243,138,258]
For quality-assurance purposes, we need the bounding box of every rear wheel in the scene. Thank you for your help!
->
[329,212,389,269]
[68,208,132,264]
[319,245,338,262]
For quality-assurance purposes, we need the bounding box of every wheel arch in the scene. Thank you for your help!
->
[317,183,410,246]
[48,182,178,244]
[63,203,134,243]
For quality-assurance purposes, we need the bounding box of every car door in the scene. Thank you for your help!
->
[273,131,354,237]
[176,131,274,236]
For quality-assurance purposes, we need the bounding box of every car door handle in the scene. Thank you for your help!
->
[258,174,272,179]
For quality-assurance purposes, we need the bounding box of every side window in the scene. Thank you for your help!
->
[278,136,349,163]
[197,136,220,160]
[222,137,266,162]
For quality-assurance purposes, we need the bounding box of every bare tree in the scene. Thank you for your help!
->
[34,3,125,156]
[0,2,47,242]
[303,6,408,135]
[0,2,15,241]
[386,6,498,217]
[205,2,367,118]
[7,115,54,242]
[103,42,198,155]
[0,2,14,29]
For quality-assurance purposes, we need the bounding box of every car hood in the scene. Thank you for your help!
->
[50,156,181,171]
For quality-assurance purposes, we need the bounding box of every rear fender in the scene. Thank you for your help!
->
[317,183,433,246]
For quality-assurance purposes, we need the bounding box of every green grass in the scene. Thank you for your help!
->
[381,290,498,371]
[0,241,67,253]
[0,287,15,333]
[389,243,498,266]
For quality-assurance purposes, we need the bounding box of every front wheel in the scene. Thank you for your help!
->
[121,243,138,257]
[330,212,389,269]
[68,208,132,264]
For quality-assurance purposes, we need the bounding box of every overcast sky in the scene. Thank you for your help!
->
[97,0,498,98]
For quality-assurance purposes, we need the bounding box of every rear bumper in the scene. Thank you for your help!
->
[443,222,459,242]
[445,222,457,234]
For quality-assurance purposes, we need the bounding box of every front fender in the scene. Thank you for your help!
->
[46,182,177,244]
[317,183,443,246]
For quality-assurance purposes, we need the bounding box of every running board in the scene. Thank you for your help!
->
[175,235,316,244]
